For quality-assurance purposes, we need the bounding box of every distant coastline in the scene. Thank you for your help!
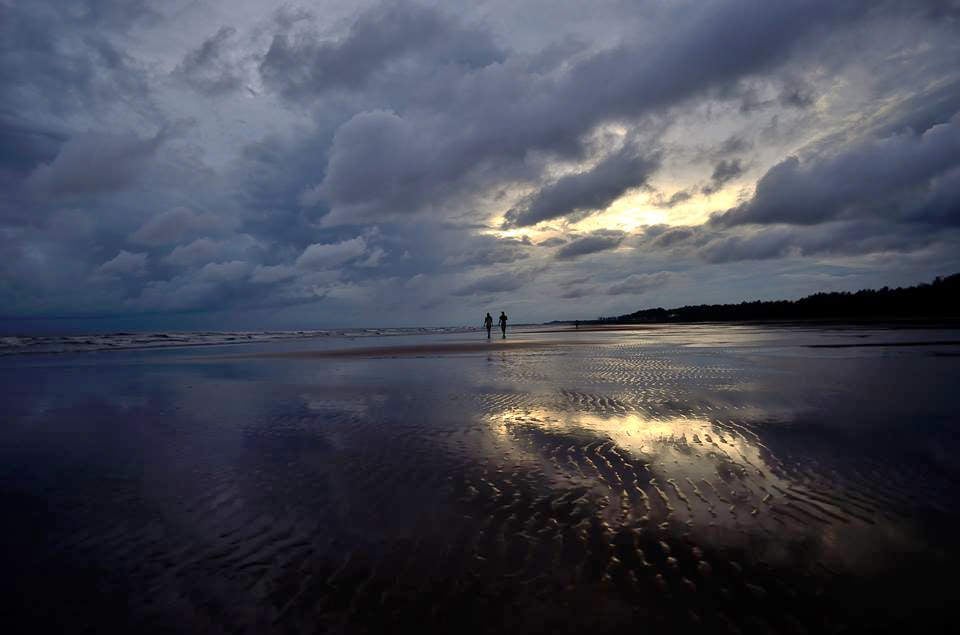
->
[572,274,960,325]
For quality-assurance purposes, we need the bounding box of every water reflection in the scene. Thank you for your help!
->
[482,407,932,577]
[489,409,776,476]
[3,326,959,633]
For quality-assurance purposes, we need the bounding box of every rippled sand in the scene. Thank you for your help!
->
[2,324,959,633]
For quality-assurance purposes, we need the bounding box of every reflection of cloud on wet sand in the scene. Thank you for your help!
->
[480,407,933,575]
[6,325,959,633]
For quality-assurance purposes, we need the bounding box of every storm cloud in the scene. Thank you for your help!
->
[26,129,169,197]
[299,0,902,227]
[702,159,745,195]
[718,114,960,227]
[259,2,503,98]
[1,0,959,328]
[176,26,246,95]
[505,146,660,227]
[607,272,678,296]
[453,270,535,296]
[555,230,626,260]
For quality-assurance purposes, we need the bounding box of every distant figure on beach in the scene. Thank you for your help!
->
[483,312,493,338]
[499,311,508,338]
[575,320,579,329]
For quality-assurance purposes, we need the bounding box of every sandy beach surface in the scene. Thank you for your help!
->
[2,323,959,633]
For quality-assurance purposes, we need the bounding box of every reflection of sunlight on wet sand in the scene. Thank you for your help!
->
[487,408,786,488]
[7,323,959,634]
[482,407,924,573]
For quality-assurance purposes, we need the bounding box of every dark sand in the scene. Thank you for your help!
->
[219,337,598,359]
[2,324,959,633]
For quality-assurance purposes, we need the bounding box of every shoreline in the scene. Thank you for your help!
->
[4,319,960,359]
[212,338,598,359]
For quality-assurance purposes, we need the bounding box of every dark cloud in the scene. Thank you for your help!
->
[176,26,245,95]
[72,0,160,29]
[738,86,776,114]
[559,287,591,299]
[555,1,868,120]
[196,260,253,283]
[916,0,960,19]
[606,271,676,295]
[130,207,235,246]
[452,270,533,296]
[651,226,698,248]
[25,128,170,197]
[296,237,371,270]
[98,250,148,277]
[537,236,568,247]
[250,264,297,285]
[652,190,693,208]
[696,221,948,264]
[443,235,531,267]
[716,135,751,157]
[0,120,65,174]
[555,229,625,260]
[696,227,796,263]
[711,159,744,183]
[307,110,443,225]
[702,158,745,195]
[718,114,960,226]
[162,235,262,269]
[0,1,154,118]
[300,0,890,227]
[633,217,955,265]
[259,2,504,99]
[2,0,960,326]
[230,131,337,251]
[779,81,815,108]
[558,275,593,288]
[907,165,960,227]
[868,78,960,139]
[734,76,815,114]
[504,146,660,227]
[131,270,248,313]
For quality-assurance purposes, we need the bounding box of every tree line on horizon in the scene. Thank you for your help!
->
[591,273,960,324]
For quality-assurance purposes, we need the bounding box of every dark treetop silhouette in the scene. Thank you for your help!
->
[588,274,960,324]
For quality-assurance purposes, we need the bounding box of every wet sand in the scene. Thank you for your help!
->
[2,324,959,633]
[220,337,597,359]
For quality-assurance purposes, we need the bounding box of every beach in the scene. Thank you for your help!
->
[2,323,959,633]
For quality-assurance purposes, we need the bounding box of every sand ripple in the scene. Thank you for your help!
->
[2,328,958,633]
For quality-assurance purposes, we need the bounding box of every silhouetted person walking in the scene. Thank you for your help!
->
[484,312,493,339]
[498,311,508,338]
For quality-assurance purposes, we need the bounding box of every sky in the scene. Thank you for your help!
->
[2,0,960,331]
